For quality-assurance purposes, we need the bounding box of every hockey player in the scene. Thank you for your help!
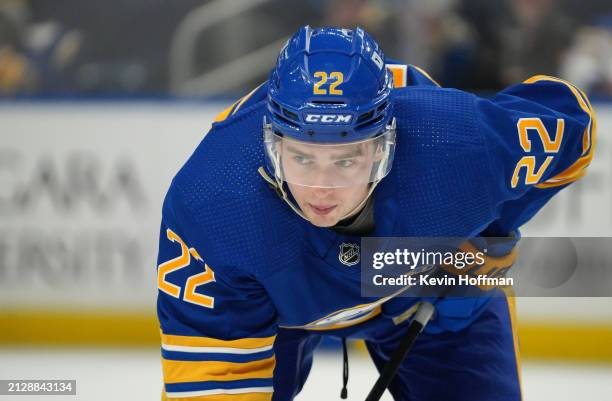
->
[156,26,595,401]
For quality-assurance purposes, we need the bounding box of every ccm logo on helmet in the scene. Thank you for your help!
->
[305,114,353,124]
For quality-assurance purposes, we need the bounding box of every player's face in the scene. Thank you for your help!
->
[280,140,377,227]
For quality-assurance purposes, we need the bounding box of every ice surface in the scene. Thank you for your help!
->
[0,348,610,401]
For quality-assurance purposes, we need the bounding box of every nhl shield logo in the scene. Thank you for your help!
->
[339,243,360,267]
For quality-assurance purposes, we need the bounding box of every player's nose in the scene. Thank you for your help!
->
[311,186,334,199]
[308,168,337,189]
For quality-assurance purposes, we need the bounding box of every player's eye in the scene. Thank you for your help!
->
[293,155,314,166]
[335,159,355,168]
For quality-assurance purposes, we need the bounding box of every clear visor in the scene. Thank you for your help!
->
[264,118,396,188]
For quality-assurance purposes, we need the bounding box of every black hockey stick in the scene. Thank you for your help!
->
[364,301,435,401]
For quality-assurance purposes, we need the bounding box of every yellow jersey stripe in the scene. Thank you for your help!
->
[232,82,265,115]
[213,82,265,123]
[438,240,518,291]
[213,99,241,123]
[523,75,591,117]
[574,88,594,156]
[161,333,276,349]
[162,356,275,384]
[579,83,596,157]
[534,160,590,189]
[411,65,441,87]
[502,287,523,401]
[440,241,518,274]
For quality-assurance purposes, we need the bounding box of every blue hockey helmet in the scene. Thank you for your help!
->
[264,26,396,188]
[266,26,394,142]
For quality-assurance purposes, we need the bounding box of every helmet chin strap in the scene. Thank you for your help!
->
[340,180,379,221]
[258,166,309,221]
[257,166,379,225]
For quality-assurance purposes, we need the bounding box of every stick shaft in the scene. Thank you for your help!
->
[365,302,434,401]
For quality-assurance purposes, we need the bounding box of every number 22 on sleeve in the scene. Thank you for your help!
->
[511,118,564,188]
[157,228,215,309]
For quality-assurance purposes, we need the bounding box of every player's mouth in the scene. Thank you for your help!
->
[309,203,337,216]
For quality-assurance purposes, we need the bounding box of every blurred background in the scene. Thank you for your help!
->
[0,0,611,400]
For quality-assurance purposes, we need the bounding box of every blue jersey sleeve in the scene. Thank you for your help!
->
[157,184,277,400]
[477,75,596,235]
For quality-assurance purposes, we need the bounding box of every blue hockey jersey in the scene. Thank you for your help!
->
[156,64,595,400]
